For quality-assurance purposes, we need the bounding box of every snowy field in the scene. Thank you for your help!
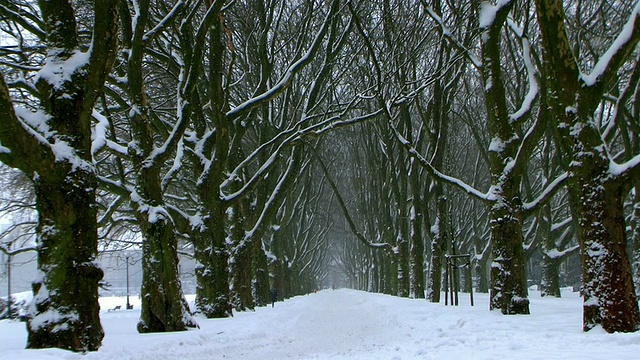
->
[1,288,639,359]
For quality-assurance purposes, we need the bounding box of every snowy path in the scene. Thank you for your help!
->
[1,289,640,359]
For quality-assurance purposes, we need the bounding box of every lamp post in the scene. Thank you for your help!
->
[125,255,132,310]
[5,253,11,319]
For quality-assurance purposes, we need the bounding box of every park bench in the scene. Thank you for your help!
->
[108,305,122,312]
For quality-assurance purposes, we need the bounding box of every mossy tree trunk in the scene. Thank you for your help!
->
[0,0,118,351]
[136,196,196,332]
[194,201,231,318]
[230,199,254,311]
[27,161,104,351]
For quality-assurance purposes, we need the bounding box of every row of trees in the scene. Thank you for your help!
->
[0,0,639,352]
[0,0,360,351]
[322,0,640,334]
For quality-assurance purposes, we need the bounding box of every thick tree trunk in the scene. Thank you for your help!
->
[385,248,398,295]
[133,169,196,333]
[194,204,231,318]
[540,252,562,298]
[124,0,197,333]
[137,216,196,333]
[193,6,232,318]
[488,194,530,314]
[396,235,410,297]
[252,239,271,307]
[231,237,255,311]
[130,131,197,332]
[27,170,103,351]
[0,0,119,351]
[567,149,640,332]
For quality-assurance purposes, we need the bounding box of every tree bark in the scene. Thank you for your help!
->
[136,207,196,332]
[231,200,255,311]
[540,252,562,298]
[569,151,640,332]
[27,167,104,351]
[194,202,232,318]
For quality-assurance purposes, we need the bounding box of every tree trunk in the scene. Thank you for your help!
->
[540,203,561,297]
[385,248,398,295]
[27,170,103,351]
[193,4,232,318]
[427,194,448,302]
[231,200,254,311]
[477,256,489,294]
[630,191,640,298]
[137,214,196,333]
[488,193,530,314]
[409,169,425,298]
[567,149,640,332]
[252,239,271,307]
[194,203,231,318]
[409,217,425,298]
[396,235,410,297]
[540,253,562,298]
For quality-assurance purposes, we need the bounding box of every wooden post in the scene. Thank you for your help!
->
[444,255,449,306]
[443,254,474,306]
[448,257,454,306]
[467,255,474,306]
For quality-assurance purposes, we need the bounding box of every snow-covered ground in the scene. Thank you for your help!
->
[1,288,639,359]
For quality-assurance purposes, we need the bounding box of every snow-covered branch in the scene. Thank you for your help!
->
[580,2,640,87]
[142,0,186,44]
[610,153,640,181]
[421,0,482,69]
[226,1,336,123]
[522,172,568,214]
[389,119,492,203]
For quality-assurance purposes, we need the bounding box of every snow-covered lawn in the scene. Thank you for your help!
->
[1,288,639,359]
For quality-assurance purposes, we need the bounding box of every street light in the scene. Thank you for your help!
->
[125,255,133,310]
[5,253,11,319]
